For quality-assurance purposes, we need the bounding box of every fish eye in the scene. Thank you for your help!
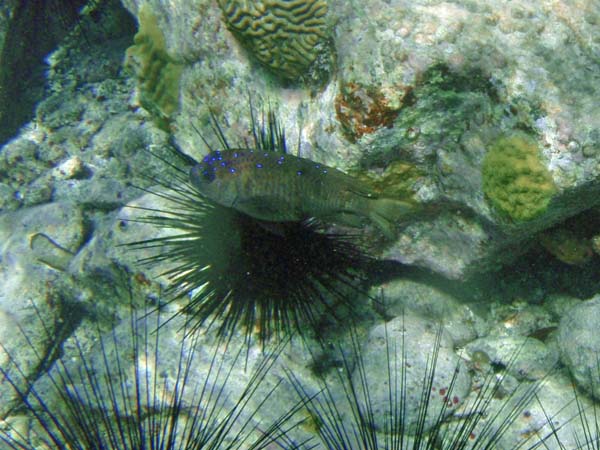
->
[190,164,216,184]
[202,169,216,182]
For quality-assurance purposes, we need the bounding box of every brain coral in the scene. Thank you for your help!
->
[217,0,330,83]
[482,133,557,222]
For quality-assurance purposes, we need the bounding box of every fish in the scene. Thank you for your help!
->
[189,147,412,239]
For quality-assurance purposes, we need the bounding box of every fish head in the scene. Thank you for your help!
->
[189,150,241,207]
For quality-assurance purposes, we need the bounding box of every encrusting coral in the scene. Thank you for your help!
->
[482,133,557,222]
[124,5,183,130]
[335,81,408,143]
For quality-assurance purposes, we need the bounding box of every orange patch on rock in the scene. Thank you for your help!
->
[335,82,410,142]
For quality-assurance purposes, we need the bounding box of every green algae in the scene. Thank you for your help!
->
[482,133,557,222]
[349,160,423,203]
[400,66,498,142]
[358,64,506,171]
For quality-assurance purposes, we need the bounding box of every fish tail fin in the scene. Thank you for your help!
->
[369,197,414,239]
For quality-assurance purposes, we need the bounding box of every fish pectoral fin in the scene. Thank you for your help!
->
[234,196,285,220]
[369,197,415,239]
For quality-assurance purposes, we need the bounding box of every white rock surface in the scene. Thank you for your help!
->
[558,294,600,400]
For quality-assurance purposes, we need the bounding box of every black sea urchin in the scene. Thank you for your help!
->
[0,306,302,450]
[125,107,375,347]
[536,359,600,450]
[285,315,570,450]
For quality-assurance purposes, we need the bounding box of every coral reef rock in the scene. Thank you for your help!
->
[557,295,600,400]
[358,314,471,434]
[96,0,600,280]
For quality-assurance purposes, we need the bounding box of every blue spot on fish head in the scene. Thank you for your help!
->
[189,159,239,208]
[190,164,216,184]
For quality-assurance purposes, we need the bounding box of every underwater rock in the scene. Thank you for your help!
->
[508,373,600,450]
[384,209,491,279]
[0,305,56,417]
[465,335,558,381]
[544,293,583,322]
[0,0,87,145]
[0,135,54,211]
[0,202,85,416]
[0,4,157,416]
[358,314,471,434]
[35,312,195,411]
[0,202,85,272]
[557,295,600,400]
[374,278,485,346]
[487,303,556,339]
[0,6,141,209]
[119,0,600,277]
[0,182,18,211]
[457,372,596,450]
[5,308,305,449]
[348,0,600,276]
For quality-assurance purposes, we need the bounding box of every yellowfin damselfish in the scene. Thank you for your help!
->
[189,109,412,238]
